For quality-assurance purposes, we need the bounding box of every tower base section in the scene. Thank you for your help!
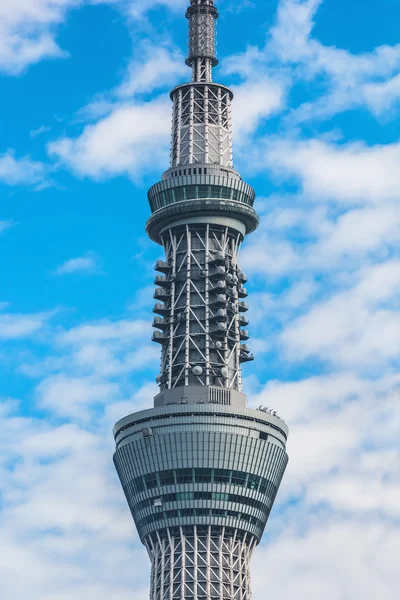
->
[145,526,256,600]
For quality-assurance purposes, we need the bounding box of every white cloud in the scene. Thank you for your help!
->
[126,0,186,19]
[53,251,103,275]
[364,72,400,117]
[0,151,47,187]
[232,78,285,141]
[116,42,187,97]
[30,124,51,138]
[252,519,399,600]
[0,311,52,340]
[58,318,149,345]
[281,260,400,368]
[272,0,400,122]
[0,0,80,75]
[229,0,400,125]
[36,373,120,419]
[48,97,171,180]
[0,0,188,76]
[264,138,400,205]
[0,400,149,600]
[0,220,15,234]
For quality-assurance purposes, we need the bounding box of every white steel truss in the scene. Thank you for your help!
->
[171,84,233,168]
[153,223,252,392]
[145,526,256,600]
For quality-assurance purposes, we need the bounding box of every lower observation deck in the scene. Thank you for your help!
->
[113,402,288,544]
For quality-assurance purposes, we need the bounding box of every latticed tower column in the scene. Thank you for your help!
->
[113,2,289,598]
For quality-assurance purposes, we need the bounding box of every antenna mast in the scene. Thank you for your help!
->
[186,0,219,82]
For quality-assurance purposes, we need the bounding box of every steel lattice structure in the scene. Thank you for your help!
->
[113,2,289,598]
[146,527,256,600]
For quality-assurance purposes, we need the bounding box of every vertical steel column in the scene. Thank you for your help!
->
[217,87,223,166]
[177,88,183,167]
[185,226,191,386]
[189,86,195,164]
[227,88,233,167]
[205,224,210,385]
[169,230,177,389]
[204,84,210,163]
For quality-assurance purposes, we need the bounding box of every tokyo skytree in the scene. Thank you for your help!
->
[113,2,289,598]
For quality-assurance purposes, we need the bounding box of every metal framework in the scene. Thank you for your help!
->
[113,2,289,599]
[171,84,233,168]
[146,527,256,600]
[153,223,251,392]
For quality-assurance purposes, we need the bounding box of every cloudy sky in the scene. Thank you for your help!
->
[1,0,400,598]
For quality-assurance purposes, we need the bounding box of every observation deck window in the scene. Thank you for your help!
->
[195,468,210,483]
[198,185,209,198]
[159,470,175,486]
[138,509,266,530]
[176,468,194,484]
[144,474,158,490]
[133,490,274,515]
[231,471,247,487]
[214,469,230,484]
[174,188,185,202]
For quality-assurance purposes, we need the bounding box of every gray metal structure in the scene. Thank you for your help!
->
[113,2,288,598]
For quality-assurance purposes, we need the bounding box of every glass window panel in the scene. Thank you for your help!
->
[176,468,193,484]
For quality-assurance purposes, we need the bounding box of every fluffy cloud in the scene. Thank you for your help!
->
[264,138,400,205]
[0,306,162,595]
[0,0,80,75]
[232,78,286,141]
[0,0,187,75]
[227,0,400,125]
[53,251,103,275]
[0,310,53,340]
[364,72,400,117]
[248,370,400,600]
[48,97,171,180]
[0,400,149,600]
[0,151,47,187]
[271,0,400,122]
[281,260,400,368]
[126,0,186,19]
[252,519,399,600]
[116,42,187,98]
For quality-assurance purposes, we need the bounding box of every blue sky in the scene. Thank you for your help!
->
[1,0,400,598]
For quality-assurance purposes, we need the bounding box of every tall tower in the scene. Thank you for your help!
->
[113,2,289,598]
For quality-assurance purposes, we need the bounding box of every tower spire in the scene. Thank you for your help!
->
[186,0,219,82]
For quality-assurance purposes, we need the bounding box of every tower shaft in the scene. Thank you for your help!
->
[113,2,289,598]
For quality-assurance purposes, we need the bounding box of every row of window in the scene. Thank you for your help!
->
[138,508,265,530]
[129,468,277,497]
[170,167,208,178]
[133,490,272,515]
[149,185,253,212]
